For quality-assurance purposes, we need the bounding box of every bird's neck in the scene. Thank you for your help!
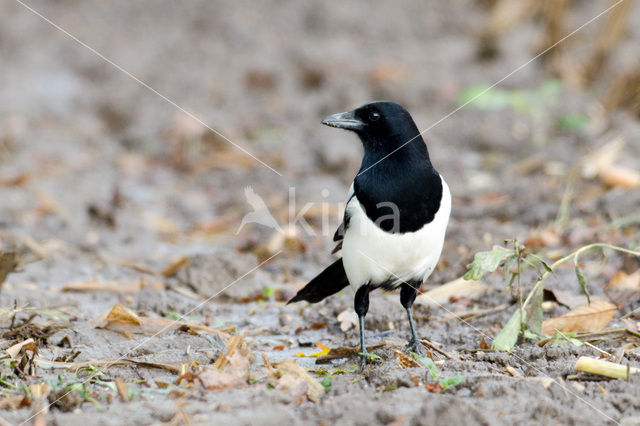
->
[358,136,433,175]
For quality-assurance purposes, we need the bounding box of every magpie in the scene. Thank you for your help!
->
[288,101,451,361]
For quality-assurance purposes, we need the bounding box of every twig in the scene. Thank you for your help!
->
[556,329,611,357]
[419,339,455,359]
[442,304,510,322]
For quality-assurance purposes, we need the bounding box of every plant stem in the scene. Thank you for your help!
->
[520,243,640,312]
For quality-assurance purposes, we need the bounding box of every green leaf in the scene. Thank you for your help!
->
[527,285,544,336]
[538,79,562,99]
[557,114,589,132]
[492,309,526,351]
[526,253,553,274]
[457,86,511,110]
[574,265,591,303]
[263,286,275,299]
[502,256,516,280]
[358,352,380,360]
[411,353,439,379]
[321,375,332,393]
[465,246,515,280]
[507,91,532,113]
[439,375,465,392]
[547,331,583,347]
[523,329,541,341]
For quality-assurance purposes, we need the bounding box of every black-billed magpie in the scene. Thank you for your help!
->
[289,101,451,361]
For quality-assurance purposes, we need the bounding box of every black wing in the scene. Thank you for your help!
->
[331,190,355,254]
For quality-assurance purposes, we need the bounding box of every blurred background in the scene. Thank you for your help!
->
[0,1,640,423]
[1,0,639,257]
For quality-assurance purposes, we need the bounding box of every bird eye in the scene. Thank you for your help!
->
[369,111,380,121]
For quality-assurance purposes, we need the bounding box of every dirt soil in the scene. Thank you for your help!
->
[1,1,640,425]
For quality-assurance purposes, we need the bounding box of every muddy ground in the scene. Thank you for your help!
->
[1,0,640,425]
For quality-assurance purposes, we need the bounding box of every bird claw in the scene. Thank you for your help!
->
[405,339,424,356]
[358,354,369,371]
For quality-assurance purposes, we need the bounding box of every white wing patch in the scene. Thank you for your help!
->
[341,176,451,290]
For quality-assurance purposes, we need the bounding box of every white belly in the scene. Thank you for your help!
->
[341,177,451,290]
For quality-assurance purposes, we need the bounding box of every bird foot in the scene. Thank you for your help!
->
[358,353,369,371]
[358,351,381,371]
[405,339,424,356]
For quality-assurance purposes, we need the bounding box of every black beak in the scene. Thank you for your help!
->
[322,110,364,131]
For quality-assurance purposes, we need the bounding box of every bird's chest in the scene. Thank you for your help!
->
[353,169,442,233]
[341,178,451,289]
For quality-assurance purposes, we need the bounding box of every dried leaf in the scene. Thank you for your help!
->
[314,342,388,364]
[599,166,640,189]
[415,276,488,307]
[213,335,254,370]
[542,301,616,336]
[6,338,35,359]
[276,373,309,404]
[337,310,358,332]
[297,342,331,358]
[392,349,421,368]
[582,138,624,179]
[0,395,31,409]
[275,360,325,402]
[479,337,489,350]
[100,303,141,325]
[196,337,254,391]
[529,376,554,389]
[608,270,640,291]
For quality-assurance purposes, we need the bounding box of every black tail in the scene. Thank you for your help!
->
[287,258,350,304]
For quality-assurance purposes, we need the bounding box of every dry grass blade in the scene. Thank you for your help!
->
[30,383,51,426]
[36,358,182,374]
[542,300,616,335]
[114,377,130,402]
[161,256,191,277]
[91,303,226,338]
[60,279,164,293]
[101,256,157,275]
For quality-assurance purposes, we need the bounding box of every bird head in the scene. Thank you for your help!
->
[321,101,423,155]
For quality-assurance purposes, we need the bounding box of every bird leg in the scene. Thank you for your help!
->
[400,283,423,354]
[354,285,371,368]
